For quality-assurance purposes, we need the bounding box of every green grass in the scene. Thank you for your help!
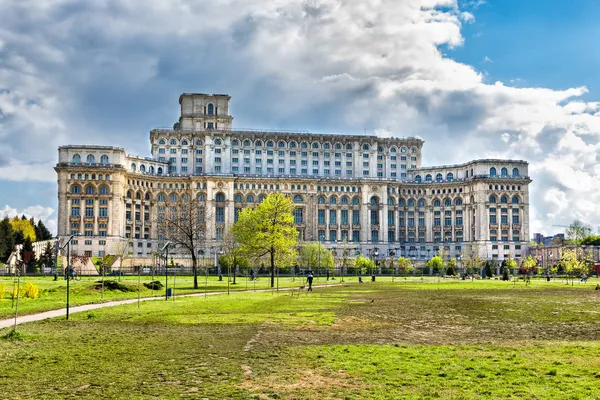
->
[1,281,600,398]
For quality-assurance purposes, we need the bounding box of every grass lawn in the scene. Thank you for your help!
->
[1,280,599,399]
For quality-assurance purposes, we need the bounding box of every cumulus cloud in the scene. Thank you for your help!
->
[0,0,599,235]
[0,204,56,234]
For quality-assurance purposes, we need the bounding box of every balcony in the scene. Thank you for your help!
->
[352,224,361,230]
[328,224,338,229]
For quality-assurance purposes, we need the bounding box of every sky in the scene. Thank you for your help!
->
[1,0,600,236]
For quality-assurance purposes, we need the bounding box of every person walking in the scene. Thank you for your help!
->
[307,272,314,291]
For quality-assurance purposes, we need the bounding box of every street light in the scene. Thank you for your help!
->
[61,234,78,320]
[318,234,325,277]
[161,242,171,301]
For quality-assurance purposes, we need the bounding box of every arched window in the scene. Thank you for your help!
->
[293,195,303,203]
[363,144,370,151]
[489,195,497,203]
[411,148,418,153]
[170,139,177,145]
[433,199,441,207]
[512,196,519,204]
[140,165,146,173]
[278,141,286,148]
[329,197,337,205]
[322,143,330,150]
[214,138,222,146]
[401,147,407,153]
[158,139,166,145]
[341,196,349,205]
[425,174,432,183]
[399,199,406,207]
[246,195,254,203]
[387,198,395,206]
[266,141,274,147]
[352,197,360,205]
[127,191,132,199]
[417,199,425,208]
[149,166,155,174]
[99,185,109,195]
[72,154,81,163]
[334,143,342,150]
[207,104,214,115]
[157,167,163,175]
[181,140,188,146]
[84,186,94,195]
[71,185,81,194]
[131,163,136,172]
[289,142,297,148]
[390,147,397,153]
[370,196,379,205]
[196,140,203,146]
[216,193,225,202]
[501,167,508,177]
[345,144,353,150]
[444,199,452,207]
[255,140,263,147]
[446,173,454,181]
[455,198,463,206]
[407,199,415,207]
[136,192,141,200]
[157,193,165,202]
[86,154,96,164]
[145,193,150,201]
[415,175,422,183]
[197,193,206,201]
[258,195,266,203]
[243,139,251,147]
[490,167,497,177]
[234,194,242,202]
[100,155,109,164]
[512,168,520,177]
[500,196,508,204]
[301,142,308,149]
[318,196,325,204]
[232,140,239,147]
[436,173,443,182]
[169,193,177,202]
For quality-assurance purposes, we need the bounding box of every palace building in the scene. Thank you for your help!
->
[56,93,531,264]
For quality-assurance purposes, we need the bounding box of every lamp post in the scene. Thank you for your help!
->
[61,234,77,320]
[318,234,324,277]
[161,242,170,301]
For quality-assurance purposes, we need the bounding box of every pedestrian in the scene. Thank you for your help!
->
[250,269,255,281]
[307,272,314,291]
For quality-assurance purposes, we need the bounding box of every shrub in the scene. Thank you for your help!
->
[143,281,164,290]
[95,280,136,292]
[21,282,40,299]
[0,283,5,300]
[446,265,457,276]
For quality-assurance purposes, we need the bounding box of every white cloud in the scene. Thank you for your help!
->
[1,0,600,235]
[0,204,56,235]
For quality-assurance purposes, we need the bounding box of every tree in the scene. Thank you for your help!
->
[35,220,53,241]
[114,240,133,274]
[354,254,375,275]
[566,220,592,244]
[37,242,54,271]
[298,242,333,274]
[157,188,208,289]
[446,258,457,276]
[19,237,36,273]
[232,193,298,288]
[520,255,537,276]
[462,245,483,276]
[426,256,444,277]
[397,257,413,274]
[0,217,15,262]
[10,217,36,242]
[339,240,354,278]
[219,230,250,285]
[560,248,587,286]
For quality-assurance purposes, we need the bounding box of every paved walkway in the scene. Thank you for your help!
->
[0,283,342,330]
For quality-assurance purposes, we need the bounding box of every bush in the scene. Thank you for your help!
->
[95,280,136,292]
[0,283,5,300]
[21,282,40,299]
[446,265,457,276]
[143,281,164,290]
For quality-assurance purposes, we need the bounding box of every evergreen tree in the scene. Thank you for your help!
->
[36,220,53,241]
[38,242,54,270]
[0,217,15,262]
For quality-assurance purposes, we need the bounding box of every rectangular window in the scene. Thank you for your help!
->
[371,230,379,243]
[501,215,508,224]
[512,215,519,224]
[318,209,325,224]
[329,230,337,242]
[388,230,395,243]
[388,210,394,225]
[216,207,224,223]
[318,230,325,241]
[85,207,94,217]
[341,210,349,225]
[352,210,360,225]
[370,210,378,225]
[99,207,108,217]
[490,215,497,224]
[71,207,80,217]
[352,230,360,242]
[294,208,303,224]
[329,210,337,224]
[418,218,425,227]
[455,217,463,226]
[434,218,441,226]
[445,217,452,226]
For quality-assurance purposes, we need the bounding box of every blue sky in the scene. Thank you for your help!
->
[1,0,600,236]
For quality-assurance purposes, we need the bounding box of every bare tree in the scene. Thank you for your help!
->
[114,240,133,271]
[157,188,208,289]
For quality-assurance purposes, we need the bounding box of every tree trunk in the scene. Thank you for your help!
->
[233,256,237,285]
[192,252,198,289]
[270,249,275,288]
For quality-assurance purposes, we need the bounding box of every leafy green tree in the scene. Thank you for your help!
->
[298,242,333,274]
[426,256,444,276]
[10,217,36,242]
[483,261,494,279]
[219,230,250,284]
[560,248,588,286]
[0,217,15,262]
[520,255,537,275]
[397,256,413,274]
[580,235,600,245]
[233,193,298,288]
[461,245,483,276]
[37,242,54,271]
[446,258,457,276]
[566,220,592,244]
[354,254,375,275]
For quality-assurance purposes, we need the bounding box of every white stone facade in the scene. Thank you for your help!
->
[56,93,531,264]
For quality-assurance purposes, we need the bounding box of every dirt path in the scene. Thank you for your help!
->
[0,283,344,330]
